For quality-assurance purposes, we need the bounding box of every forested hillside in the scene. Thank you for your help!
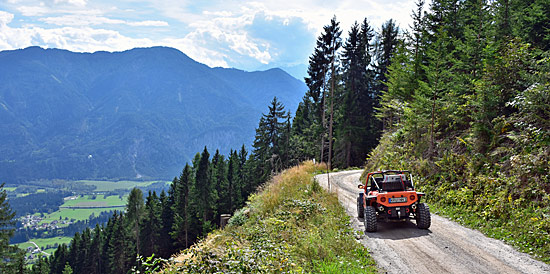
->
[363,0,550,263]
[1,0,549,271]
[0,47,305,182]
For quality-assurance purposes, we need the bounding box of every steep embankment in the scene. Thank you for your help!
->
[160,162,377,273]
[362,127,550,263]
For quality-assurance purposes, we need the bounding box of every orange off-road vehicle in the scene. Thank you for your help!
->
[357,170,431,232]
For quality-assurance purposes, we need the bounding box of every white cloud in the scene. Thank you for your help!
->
[1,0,428,76]
[17,5,51,16]
[39,14,168,27]
[127,20,168,27]
[0,11,157,52]
[0,10,14,25]
[183,10,273,65]
[54,0,86,7]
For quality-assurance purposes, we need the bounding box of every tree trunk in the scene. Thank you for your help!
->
[328,59,335,170]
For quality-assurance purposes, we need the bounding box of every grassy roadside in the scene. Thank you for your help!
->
[161,161,377,273]
[362,132,550,264]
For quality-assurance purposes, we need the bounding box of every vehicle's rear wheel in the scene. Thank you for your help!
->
[364,206,377,232]
[416,203,431,229]
[357,197,364,218]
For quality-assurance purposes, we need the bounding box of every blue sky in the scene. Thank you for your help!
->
[0,0,422,80]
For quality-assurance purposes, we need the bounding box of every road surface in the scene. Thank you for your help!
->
[315,170,550,274]
[29,241,50,256]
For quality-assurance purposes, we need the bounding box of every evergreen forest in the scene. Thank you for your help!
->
[1,0,549,272]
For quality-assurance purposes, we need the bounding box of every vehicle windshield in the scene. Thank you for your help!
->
[370,171,413,192]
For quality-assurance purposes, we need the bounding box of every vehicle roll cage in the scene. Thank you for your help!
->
[365,170,415,192]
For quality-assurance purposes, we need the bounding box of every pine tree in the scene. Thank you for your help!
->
[30,256,49,274]
[511,0,550,51]
[252,97,289,181]
[237,145,249,200]
[290,97,317,162]
[126,188,144,257]
[171,165,192,249]
[49,244,69,274]
[336,18,377,168]
[301,16,342,166]
[375,19,400,94]
[374,19,401,132]
[227,150,238,212]
[158,190,175,258]
[212,150,229,217]
[106,212,132,273]
[325,16,342,170]
[67,231,81,271]
[193,147,214,234]
[141,191,162,257]
[88,224,103,274]
[0,183,26,273]
[75,228,92,273]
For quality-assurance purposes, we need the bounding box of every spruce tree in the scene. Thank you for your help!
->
[171,165,192,249]
[375,19,400,96]
[0,183,26,273]
[49,244,69,274]
[252,97,289,181]
[212,150,229,217]
[336,18,377,168]
[158,190,175,258]
[30,256,49,274]
[227,150,238,212]
[193,147,214,234]
[141,191,162,257]
[126,188,144,257]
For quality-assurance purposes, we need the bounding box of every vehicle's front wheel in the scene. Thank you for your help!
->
[416,203,431,229]
[364,206,377,232]
[357,197,364,218]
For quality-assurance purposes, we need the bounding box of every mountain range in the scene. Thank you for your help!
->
[0,46,306,183]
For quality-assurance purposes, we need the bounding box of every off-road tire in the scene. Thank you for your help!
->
[416,203,431,229]
[364,206,377,232]
[357,197,364,218]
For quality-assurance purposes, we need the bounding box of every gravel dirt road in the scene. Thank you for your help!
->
[315,170,550,274]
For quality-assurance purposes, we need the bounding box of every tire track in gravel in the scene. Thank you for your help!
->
[315,170,550,274]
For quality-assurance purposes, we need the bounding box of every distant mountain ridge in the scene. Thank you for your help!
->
[0,46,306,182]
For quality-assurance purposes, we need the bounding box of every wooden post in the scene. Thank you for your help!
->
[220,214,231,228]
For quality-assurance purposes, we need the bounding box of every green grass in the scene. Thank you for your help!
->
[163,162,377,273]
[77,180,168,192]
[18,237,73,253]
[62,194,126,207]
[39,208,117,225]
[37,194,126,225]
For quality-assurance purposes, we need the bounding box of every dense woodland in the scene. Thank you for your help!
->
[1,0,550,272]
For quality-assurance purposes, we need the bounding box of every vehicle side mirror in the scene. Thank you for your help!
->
[358,184,364,189]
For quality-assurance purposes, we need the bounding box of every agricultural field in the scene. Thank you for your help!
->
[62,194,126,207]
[38,195,127,225]
[77,180,168,192]
[18,236,73,259]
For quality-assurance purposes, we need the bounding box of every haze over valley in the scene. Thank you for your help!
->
[0,46,305,182]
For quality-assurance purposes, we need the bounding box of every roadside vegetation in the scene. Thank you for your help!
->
[361,0,550,263]
[162,162,377,273]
